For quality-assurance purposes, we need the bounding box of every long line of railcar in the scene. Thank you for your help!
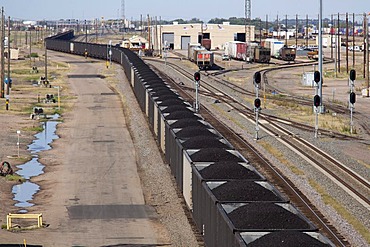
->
[45,30,335,247]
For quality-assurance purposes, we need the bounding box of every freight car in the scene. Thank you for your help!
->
[188,43,214,70]
[252,46,271,63]
[225,41,247,61]
[263,38,285,58]
[46,31,335,247]
[278,46,296,61]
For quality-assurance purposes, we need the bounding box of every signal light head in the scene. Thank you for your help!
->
[254,98,261,108]
[194,72,201,82]
[349,92,356,104]
[350,69,356,81]
[313,95,321,107]
[254,72,261,84]
[314,71,321,83]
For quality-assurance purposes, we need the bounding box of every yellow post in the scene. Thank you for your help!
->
[24,239,27,247]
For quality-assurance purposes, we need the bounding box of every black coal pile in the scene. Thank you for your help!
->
[153,95,182,102]
[190,148,244,162]
[164,111,200,120]
[211,181,283,202]
[248,231,331,247]
[170,118,205,128]
[161,105,193,114]
[228,203,312,230]
[158,99,187,107]
[176,127,217,138]
[182,136,230,149]
[199,161,261,180]
[150,90,177,98]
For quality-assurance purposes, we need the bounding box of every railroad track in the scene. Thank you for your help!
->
[149,58,359,140]
[144,57,370,246]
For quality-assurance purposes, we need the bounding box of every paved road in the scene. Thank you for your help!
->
[1,53,170,246]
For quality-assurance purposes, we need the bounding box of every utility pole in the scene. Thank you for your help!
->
[1,7,5,98]
[245,0,251,60]
[285,15,288,46]
[353,13,355,67]
[306,15,309,46]
[331,14,333,59]
[366,14,370,97]
[265,15,268,38]
[338,13,341,73]
[140,14,143,36]
[85,20,87,43]
[45,40,48,82]
[296,14,298,49]
[121,0,125,32]
[346,13,349,74]
[159,16,162,57]
[277,14,279,39]
[6,16,10,101]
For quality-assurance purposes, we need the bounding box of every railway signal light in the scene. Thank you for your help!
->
[254,71,261,85]
[194,72,201,82]
[349,92,356,104]
[313,95,321,107]
[350,69,356,81]
[314,71,321,83]
[254,98,261,109]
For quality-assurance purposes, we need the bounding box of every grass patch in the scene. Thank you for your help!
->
[309,179,370,244]
[22,125,44,132]
[5,174,26,182]
[259,140,305,176]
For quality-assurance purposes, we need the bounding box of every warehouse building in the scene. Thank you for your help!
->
[150,22,255,51]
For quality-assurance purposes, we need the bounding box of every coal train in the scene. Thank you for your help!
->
[46,30,334,247]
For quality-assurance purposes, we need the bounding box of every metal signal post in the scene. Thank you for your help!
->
[349,69,356,134]
[194,72,201,112]
[253,72,261,140]
[313,71,321,138]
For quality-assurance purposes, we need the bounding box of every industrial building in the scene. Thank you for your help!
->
[150,22,255,51]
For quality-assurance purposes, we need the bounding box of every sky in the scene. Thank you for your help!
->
[0,0,369,22]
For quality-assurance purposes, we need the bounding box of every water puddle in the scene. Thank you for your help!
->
[12,114,60,212]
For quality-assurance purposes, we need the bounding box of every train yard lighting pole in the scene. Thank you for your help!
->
[6,16,11,110]
[1,7,4,98]
[253,72,261,140]
[194,72,201,113]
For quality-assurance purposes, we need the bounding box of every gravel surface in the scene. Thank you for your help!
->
[114,66,200,246]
